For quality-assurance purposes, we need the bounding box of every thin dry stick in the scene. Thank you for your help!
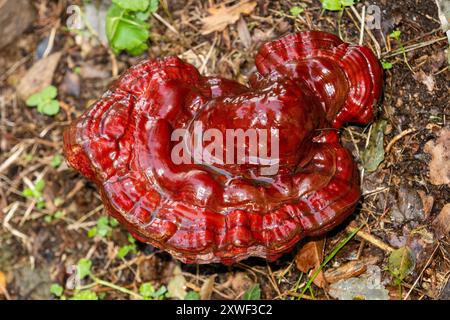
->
[346,226,394,252]
[359,5,366,45]
[350,5,381,57]
[153,12,179,34]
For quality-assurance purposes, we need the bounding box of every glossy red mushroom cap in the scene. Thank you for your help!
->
[63,31,383,264]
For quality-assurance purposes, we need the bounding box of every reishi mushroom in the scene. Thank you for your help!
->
[63,31,383,264]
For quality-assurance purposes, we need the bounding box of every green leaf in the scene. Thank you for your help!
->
[128,234,136,244]
[70,290,98,300]
[87,227,97,238]
[54,210,65,219]
[41,85,58,100]
[117,245,134,259]
[112,0,150,12]
[243,284,261,300]
[341,0,354,6]
[139,282,155,299]
[50,154,62,168]
[390,30,401,41]
[388,246,415,285]
[44,215,53,223]
[40,100,60,116]
[96,216,111,237]
[382,61,393,70]
[36,200,46,209]
[153,285,167,299]
[106,4,150,56]
[109,217,119,227]
[26,86,57,107]
[361,119,387,172]
[149,0,159,13]
[290,6,304,16]
[77,258,92,279]
[22,188,35,198]
[185,291,201,300]
[50,283,64,297]
[321,0,342,11]
[34,179,46,193]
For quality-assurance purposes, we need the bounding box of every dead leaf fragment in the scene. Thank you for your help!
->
[167,265,187,300]
[201,1,257,35]
[433,203,450,238]
[295,239,327,288]
[424,127,450,186]
[16,52,62,100]
[237,17,252,48]
[417,190,434,218]
[413,70,435,92]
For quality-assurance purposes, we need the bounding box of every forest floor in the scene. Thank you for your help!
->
[0,0,449,300]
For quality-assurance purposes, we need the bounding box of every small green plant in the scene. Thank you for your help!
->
[389,30,401,41]
[106,0,159,56]
[381,61,393,70]
[290,6,304,16]
[321,0,354,11]
[50,283,64,297]
[26,85,60,116]
[117,234,138,259]
[185,291,201,300]
[22,179,46,209]
[243,284,261,300]
[44,210,65,223]
[87,216,119,238]
[50,154,62,168]
[139,282,167,300]
[72,257,146,299]
[389,30,413,72]
[70,289,99,300]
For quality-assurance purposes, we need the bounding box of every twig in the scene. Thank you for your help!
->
[153,12,179,35]
[346,226,394,252]
[385,128,417,153]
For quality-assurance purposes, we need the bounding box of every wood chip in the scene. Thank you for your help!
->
[324,256,379,284]
[201,0,257,35]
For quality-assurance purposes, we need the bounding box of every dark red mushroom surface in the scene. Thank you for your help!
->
[63,31,383,264]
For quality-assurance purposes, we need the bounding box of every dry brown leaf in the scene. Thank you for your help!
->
[295,239,327,288]
[237,17,252,48]
[433,203,450,238]
[201,1,257,35]
[16,52,62,100]
[424,127,450,186]
[200,275,216,300]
